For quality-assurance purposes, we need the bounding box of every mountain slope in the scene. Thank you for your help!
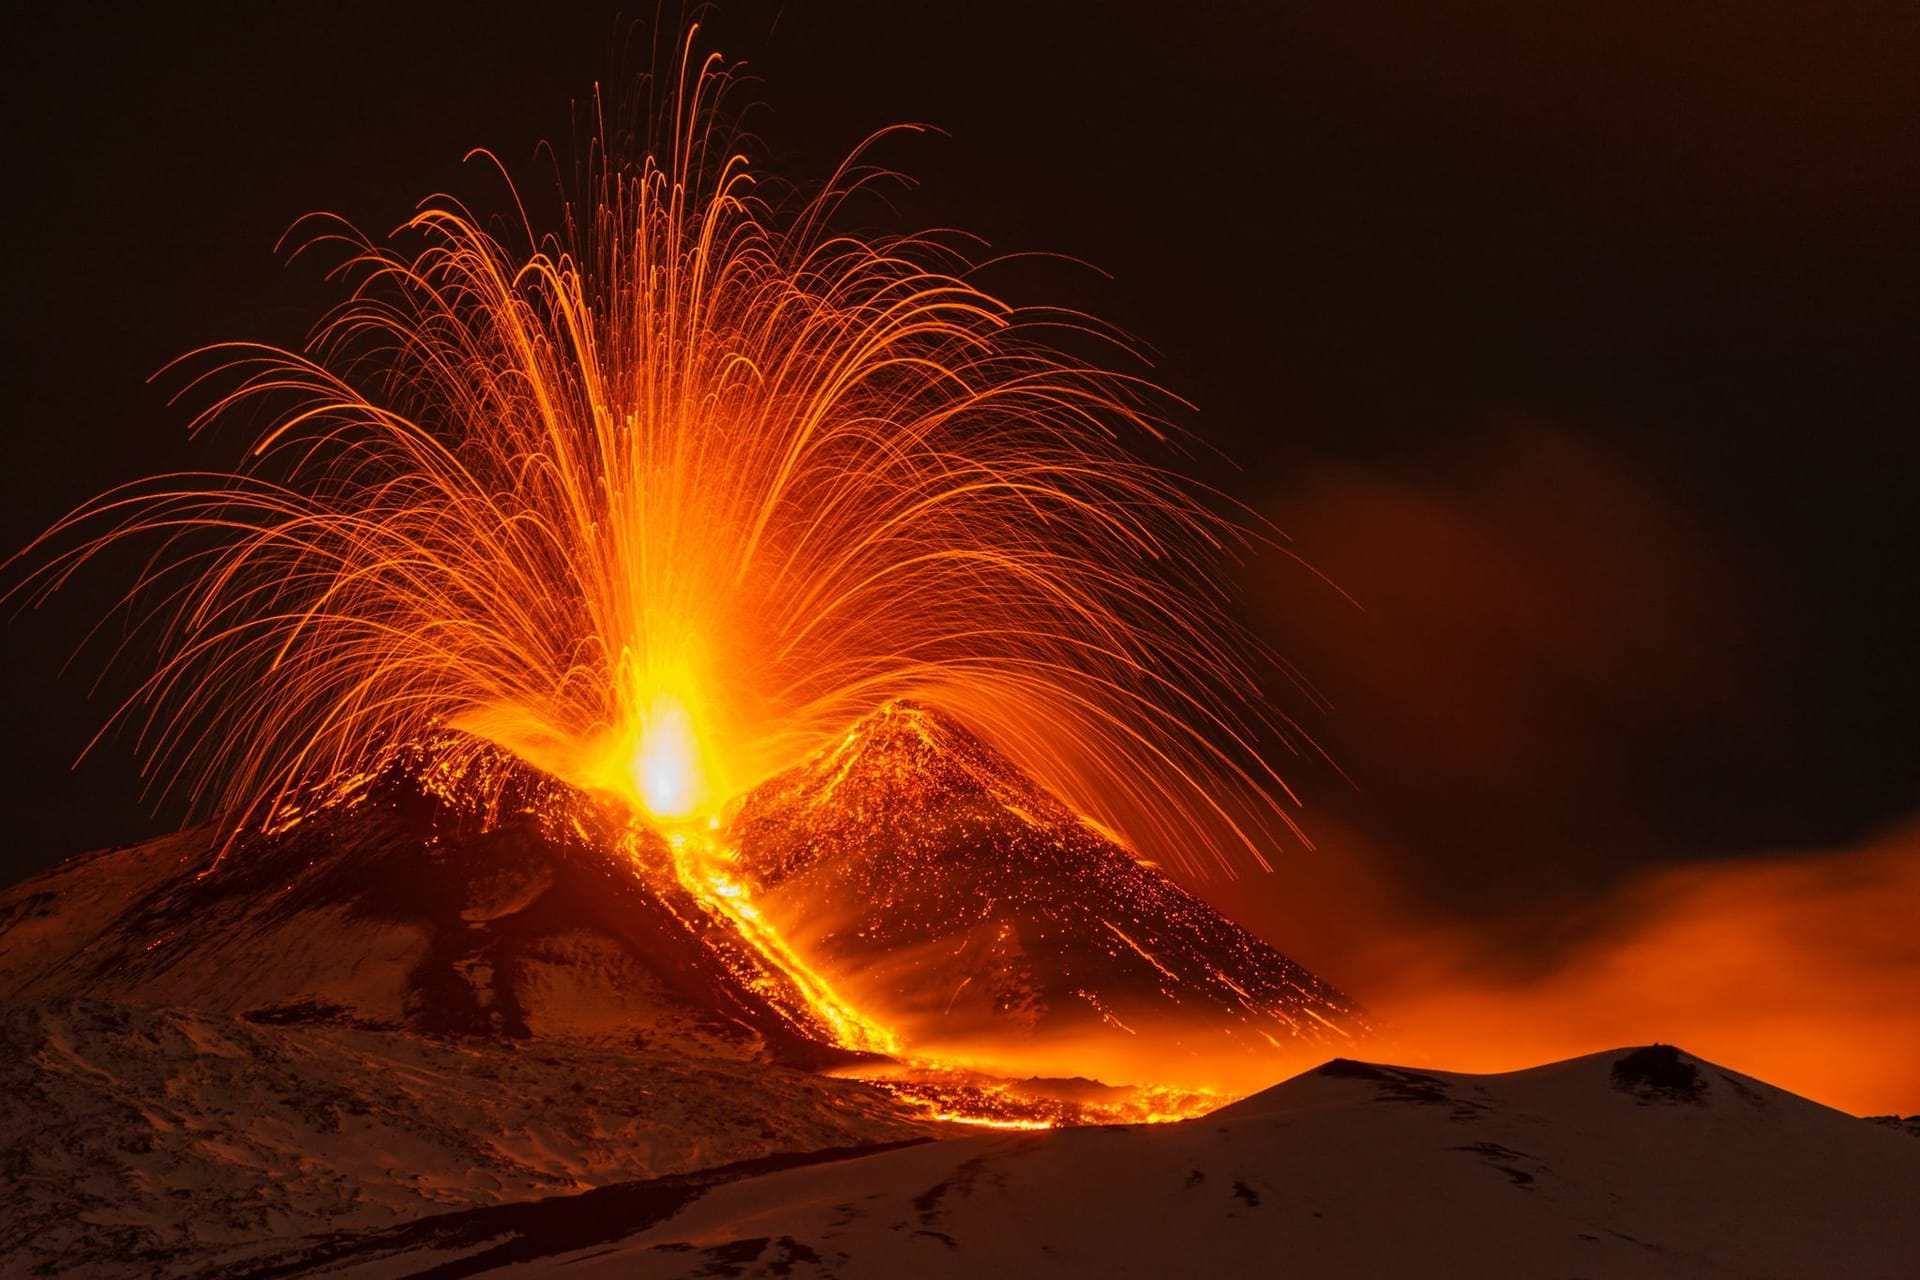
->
[0,998,931,1277]
[731,701,1366,1080]
[0,745,844,1062]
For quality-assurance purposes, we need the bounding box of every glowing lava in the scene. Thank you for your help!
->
[658,826,899,1057]
[629,695,708,821]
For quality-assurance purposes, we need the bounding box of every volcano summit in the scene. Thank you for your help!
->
[732,702,1365,1082]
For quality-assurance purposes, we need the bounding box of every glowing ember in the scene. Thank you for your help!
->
[839,1064,1224,1129]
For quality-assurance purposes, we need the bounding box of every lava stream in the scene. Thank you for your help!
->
[658,827,898,1057]
[644,823,1220,1129]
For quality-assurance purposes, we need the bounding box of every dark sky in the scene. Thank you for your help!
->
[3,2,1914,970]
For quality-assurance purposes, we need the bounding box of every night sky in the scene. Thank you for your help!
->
[3,2,1913,977]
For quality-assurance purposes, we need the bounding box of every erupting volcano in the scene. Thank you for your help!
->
[13,45,1304,886]
[3,38,1355,1137]
[6,9,1916,1278]
[3,14,1917,1278]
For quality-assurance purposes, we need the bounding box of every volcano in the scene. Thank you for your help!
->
[0,701,1367,1270]
[3,718,1915,1277]
[1,701,1366,1081]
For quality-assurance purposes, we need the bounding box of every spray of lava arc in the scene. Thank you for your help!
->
[7,36,1325,1120]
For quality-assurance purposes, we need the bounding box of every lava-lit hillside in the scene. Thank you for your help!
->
[729,702,1369,1078]
[0,744,850,1066]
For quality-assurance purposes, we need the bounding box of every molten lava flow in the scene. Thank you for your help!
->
[657,826,898,1057]
[838,1063,1223,1129]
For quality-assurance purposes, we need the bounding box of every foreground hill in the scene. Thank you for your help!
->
[234,1045,1920,1279]
[0,998,930,1275]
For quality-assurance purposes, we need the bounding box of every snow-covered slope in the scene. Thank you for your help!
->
[243,1045,1920,1279]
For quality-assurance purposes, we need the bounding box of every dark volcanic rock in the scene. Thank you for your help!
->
[1610,1044,1708,1105]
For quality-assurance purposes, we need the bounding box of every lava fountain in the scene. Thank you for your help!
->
[6,33,1342,1121]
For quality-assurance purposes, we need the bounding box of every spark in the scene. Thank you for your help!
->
[1102,919,1182,986]
[6,32,1307,880]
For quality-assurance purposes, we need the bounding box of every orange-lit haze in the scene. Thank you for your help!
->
[1350,821,1920,1117]
[1219,427,1920,1117]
